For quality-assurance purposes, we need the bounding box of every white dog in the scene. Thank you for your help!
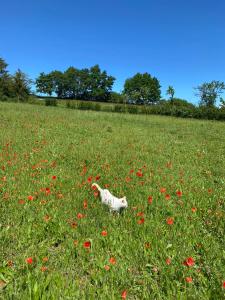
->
[92,183,128,212]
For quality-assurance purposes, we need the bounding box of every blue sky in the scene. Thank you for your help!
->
[1,0,225,104]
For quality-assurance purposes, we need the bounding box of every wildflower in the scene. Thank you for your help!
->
[87,176,92,183]
[94,191,99,198]
[71,221,77,229]
[129,169,134,174]
[95,175,100,181]
[136,170,143,177]
[136,212,144,217]
[121,290,127,299]
[42,257,48,262]
[77,213,85,219]
[176,190,182,197]
[73,240,78,247]
[44,215,51,222]
[160,188,166,193]
[137,218,145,224]
[7,260,13,267]
[192,207,197,213]
[101,230,108,236]
[125,176,131,183]
[28,195,34,201]
[166,217,174,225]
[26,257,33,264]
[45,188,51,195]
[40,266,48,272]
[18,199,25,204]
[144,242,151,249]
[104,265,110,271]
[185,277,193,283]
[109,257,116,265]
[148,196,153,204]
[222,281,225,288]
[183,257,195,267]
[83,199,88,209]
[83,241,91,249]
[166,258,171,265]
[165,194,171,200]
[52,176,57,180]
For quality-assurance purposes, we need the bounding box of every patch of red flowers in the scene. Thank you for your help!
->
[166,217,174,225]
[176,190,182,197]
[136,170,143,177]
[101,230,108,236]
[77,213,85,219]
[109,257,116,265]
[165,194,171,200]
[185,277,193,283]
[83,241,91,249]
[83,199,88,209]
[192,207,197,213]
[183,257,195,267]
[28,195,34,201]
[87,176,92,183]
[26,257,33,264]
[52,175,57,180]
[148,196,153,204]
[137,218,145,224]
[95,175,101,181]
[121,290,127,299]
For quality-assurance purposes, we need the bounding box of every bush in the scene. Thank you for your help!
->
[113,104,127,113]
[127,105,138,114]
[45,99,57,106]
[77,101,93,110]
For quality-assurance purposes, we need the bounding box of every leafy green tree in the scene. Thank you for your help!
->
[123,72,161,104]
[166,85,175,103]
[36,72,54,96]
[195,80,225,107]
[0,57,14,98]
[13,69,32,101]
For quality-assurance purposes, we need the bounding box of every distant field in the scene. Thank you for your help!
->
[1,102,225,299]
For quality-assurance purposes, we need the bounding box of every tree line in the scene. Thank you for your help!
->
[0,57,225,108]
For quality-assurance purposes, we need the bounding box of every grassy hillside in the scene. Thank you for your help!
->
[1,102,225,299]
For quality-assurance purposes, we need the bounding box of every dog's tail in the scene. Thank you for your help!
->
[92,183,101,191]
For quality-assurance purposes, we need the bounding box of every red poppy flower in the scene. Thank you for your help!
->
[83,241,91,249]
[185,277,193,283]
[136,171,143,177]
[160,188,166,193]
[101,230,108,236]
[42,257,48,262]
[165,194,171,200]
[176,190,182,197]
[95,175,100,181]
[144,242,151,249]
[87,176,92,183]
[166,217,174,225]
[26,257,33,264]
[104,265,110,271]
[183,257,195,267]
[137,218,145,224]
[71,221,77,228]
[166,258,171,265]
[28,195,34,201]
[52,176,57,180]
[7,260,13,267]
[94,191,99,198]
[77,213,85,219]
[44,215,51,222]
[129,169,134,174]
[40,266,48,272]
[208,188,212,194]
[148,196,153,204]
[191,207,197,213]
[121,290,127,299]
[83,199,88,209]
[104,184,110,188]
[109,257,116,265]
[222,281,225,288]
[125,176,131,183]
[45,188,51,195]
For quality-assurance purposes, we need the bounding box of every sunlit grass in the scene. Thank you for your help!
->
[1,102,225,299]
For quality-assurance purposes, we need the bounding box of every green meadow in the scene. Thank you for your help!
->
[1,102,225,299]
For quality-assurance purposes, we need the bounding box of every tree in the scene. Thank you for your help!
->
[166,85,175,103]
[0,57,14,98]
[13,69,31,101]
[195,80,225,107]
[36,72,54,96]
[123,72,161,104]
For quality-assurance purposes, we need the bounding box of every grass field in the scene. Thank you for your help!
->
[1,102,225,299]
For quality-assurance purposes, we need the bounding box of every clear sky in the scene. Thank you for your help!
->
[1,0,225,103]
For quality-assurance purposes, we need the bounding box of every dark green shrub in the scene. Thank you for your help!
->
[127,105,138,114]
[94,103,101,111]
[114,104,126,113]
[77,101,93,110]
[45,99,57,106]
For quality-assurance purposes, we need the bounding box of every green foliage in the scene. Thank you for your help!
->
[36,65,115,102]
[45,98,57,106]
[113,104,127,113]
[195,80,225,107]
[127,105,139,114]
[166,85,175,101]
[13,69,32,101]
[109,91,126,103]
[123,72,161,104]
